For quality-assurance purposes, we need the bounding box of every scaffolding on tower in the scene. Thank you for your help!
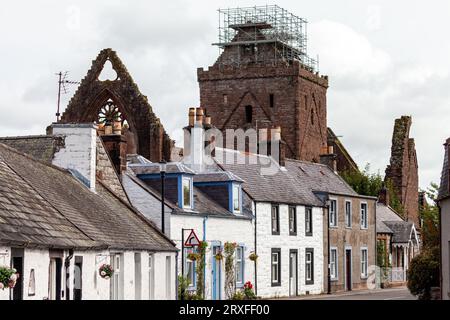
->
[213,5,317,71]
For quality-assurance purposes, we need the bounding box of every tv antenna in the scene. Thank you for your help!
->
[55,71,80,122]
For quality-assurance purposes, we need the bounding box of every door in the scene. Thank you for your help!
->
[134,253,142,300]
[111,254,123,300]
[49,258,62,300]
[345,249,352,291]
[12,257,23,300]
[289,250,298,296]
[212,246,222,300]
[73,256,83,300]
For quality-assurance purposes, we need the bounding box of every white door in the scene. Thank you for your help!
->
[289,251,297,296]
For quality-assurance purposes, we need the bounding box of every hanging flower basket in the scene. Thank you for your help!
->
[214,252,224,261]
[99,264,113,279]
[249,252,259,262]
[187,253,199,262]
[0,266,19,290]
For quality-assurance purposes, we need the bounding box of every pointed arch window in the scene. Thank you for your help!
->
[245,105,253,123]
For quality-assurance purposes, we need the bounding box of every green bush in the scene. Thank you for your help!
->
[407,247,440,300]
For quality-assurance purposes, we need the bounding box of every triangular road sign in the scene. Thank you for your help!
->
[184,230,200,247]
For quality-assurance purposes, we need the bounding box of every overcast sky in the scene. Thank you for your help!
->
[1,0,449,190]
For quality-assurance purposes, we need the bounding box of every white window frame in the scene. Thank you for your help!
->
[148,254,155,300]
[184,248,196,289]
[111,254,123,300]
[305,251,313,282]
[360,202,368,230]
[271,205,280,235]
[182,177,193,209]
[361,247,368,279]
[271,250,281,285]
[235,246,244,285]
[232,183,241,213]
[330,247,338,280]
[289,206,297,235]
[345,200,352,228]
[329,198,338,227]
[305,206,313,236]
[165,256,172,300]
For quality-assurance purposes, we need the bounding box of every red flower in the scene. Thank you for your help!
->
[244,281,253,289]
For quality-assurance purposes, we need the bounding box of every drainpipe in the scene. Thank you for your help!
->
[254,201,258,296]
[203,216,208,299]
[175,250,179,301]
[64,249,74,300]
[326,201,331,294]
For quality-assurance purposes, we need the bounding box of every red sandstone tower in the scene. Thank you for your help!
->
[198,6,329,162]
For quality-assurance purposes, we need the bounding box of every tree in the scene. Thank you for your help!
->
[341,164,383,197]
[407,182,440,299]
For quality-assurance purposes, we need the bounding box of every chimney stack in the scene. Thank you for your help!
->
[51,123,97,191]
[320,145,337,173]
[196,107,204,125]
[183,108,205,171]
[379,185,390,206]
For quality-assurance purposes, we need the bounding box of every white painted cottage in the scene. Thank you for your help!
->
[0,124,177,300]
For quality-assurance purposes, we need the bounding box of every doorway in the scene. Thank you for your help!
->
[49,258,62,300]
[73,256,83,300]
[345,249,352,291]
[212,245,222,300]
[289,250,298,296]
[11,248,24,300]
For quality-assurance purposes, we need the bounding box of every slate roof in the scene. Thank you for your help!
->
[0,135,64,164]
[129,162,196,175]
[193,171,244,183]
[217,148,364,207]
[376,203,403,234]
[125,171,252,219]
[438,138,450,201]
[0,143,176,251]
[383,221,414,243]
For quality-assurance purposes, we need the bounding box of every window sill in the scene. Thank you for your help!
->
[305,233,313,237]
[345,226,352,229]
[272,232,280,236]
[289,232,297,236]
[305,281,314,285]
[361,276,368,280]
[331,278,339,282]
[271,283,281,287]
[360,227,368,230]
[329,226,339,229]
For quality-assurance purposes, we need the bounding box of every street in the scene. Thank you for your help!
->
[282,287,416,300]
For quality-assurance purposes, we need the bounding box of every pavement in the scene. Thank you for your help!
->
[279,287,416,300]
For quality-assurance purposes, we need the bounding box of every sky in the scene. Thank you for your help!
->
[1,0,449,191]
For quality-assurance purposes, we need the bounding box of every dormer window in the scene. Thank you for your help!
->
[232,184,242,213]
[182,177,193,209]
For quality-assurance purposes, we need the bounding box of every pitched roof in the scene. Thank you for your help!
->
[129,162,195,175]
[0,143,176,251]
[376,203,403,234]
[438,138,450,201]
[0,135,64,163]
[217,148,362,206]
[383,221,414,243]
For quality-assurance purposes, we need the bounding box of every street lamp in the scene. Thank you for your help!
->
[160,160,167,234]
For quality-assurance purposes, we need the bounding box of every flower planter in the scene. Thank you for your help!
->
[0,267,19,290]
[99,264,113,279]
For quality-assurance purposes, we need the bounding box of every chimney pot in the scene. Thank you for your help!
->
[196,108,204,125]
[205,116,211,126]
[188,108,196,127]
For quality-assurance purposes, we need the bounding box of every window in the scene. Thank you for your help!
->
[329,199,337,227]
[182,177,192,209]
[166,256,172,299]
[232,184,241,213]
[310,109,314,125]
[269,94,275,108]
[330,248,338,280]
[271,249,281,286]
[305,248,314,285]
[111,254,123,300]
[184,248,196,288]
[245,105,253,123]
[223,94,228,105]
[149,254,155,300]
[305,207,313,236]
[345,200,352,228]
[28,269,35,297]
[289,206,297,235]
[271,205,280,235]
[361,248,368,278]
[360,203,368,229]
[236,246,244,285]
